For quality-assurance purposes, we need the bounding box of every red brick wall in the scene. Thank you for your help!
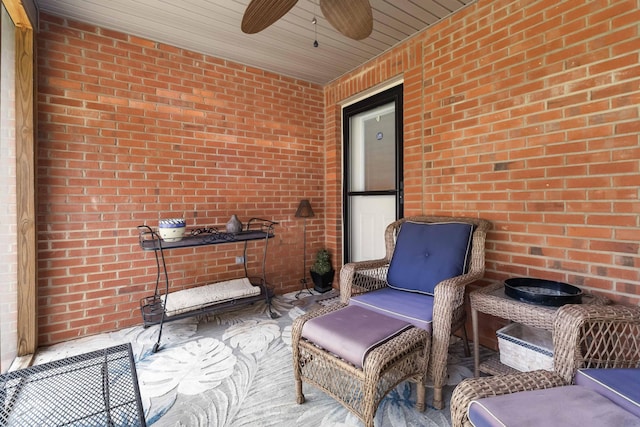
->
[325,0,640,346]
[37,14,324,345]
[37,0,639,347]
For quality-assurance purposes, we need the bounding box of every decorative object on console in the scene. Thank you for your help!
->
[310,248,334,293]
[295,199,314,297]
[158,218,186,242]
[226,214,243,233]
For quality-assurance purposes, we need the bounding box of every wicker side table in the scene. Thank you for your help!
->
[470,281,608,377]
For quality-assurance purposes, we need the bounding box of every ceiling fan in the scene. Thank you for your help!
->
[241,0,373,41]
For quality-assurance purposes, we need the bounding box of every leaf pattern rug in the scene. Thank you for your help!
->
[34,292,493,426]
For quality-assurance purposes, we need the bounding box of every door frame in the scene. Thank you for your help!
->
[342,84,403,264]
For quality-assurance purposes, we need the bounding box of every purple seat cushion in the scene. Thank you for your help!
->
[468,385,640,427]
[575,368,640,419]
[349,287,434,332]
[387,221,474,295]
[301,305,412,369]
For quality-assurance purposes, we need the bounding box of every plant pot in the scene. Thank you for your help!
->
[310,269,334,293]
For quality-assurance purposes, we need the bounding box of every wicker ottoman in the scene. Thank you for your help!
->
[292,303,430,427]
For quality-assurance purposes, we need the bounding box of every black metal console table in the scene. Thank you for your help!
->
[0,343,145,426]
[137,218,278,352]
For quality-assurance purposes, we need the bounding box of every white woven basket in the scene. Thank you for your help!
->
[497,322,554,372]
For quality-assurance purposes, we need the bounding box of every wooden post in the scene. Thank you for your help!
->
[15,24,36,358]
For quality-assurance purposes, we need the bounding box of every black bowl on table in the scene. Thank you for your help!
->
[504,277,583,306]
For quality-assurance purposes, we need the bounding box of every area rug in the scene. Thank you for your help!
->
[34,293,491,426]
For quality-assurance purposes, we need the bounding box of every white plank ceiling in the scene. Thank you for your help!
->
[35,0,475,85]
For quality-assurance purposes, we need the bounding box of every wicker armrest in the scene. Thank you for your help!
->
[450,370,567,427]
[432,271,486,324]
[339,259,390,303]
[553,303,640,382]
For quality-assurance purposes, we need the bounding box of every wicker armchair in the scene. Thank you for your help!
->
[450,304,640,427]
[340,216,491,409]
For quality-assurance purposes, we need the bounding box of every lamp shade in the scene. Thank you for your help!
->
[295,199,315,218]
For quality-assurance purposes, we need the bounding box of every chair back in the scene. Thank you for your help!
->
[383,216,491,281]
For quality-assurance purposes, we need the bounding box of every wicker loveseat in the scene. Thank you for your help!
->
[450,304,640,426]
[339,216,491,410]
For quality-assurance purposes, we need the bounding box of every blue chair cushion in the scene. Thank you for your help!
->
[301,305,412,369]
[387,221,474,295]
[350,287,434,332]
[575,368,640,418]
[467,385,640,427]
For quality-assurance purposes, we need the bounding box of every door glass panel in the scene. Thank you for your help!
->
[348,103,395,192]
[0,3,18,373]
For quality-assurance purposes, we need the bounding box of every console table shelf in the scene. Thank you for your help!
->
[138,228,275,251]
[137,218,278,352]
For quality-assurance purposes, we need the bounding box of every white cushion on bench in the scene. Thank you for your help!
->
[163,277,260,316]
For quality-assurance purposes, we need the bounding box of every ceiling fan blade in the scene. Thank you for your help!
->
[241,0,299,34]
[320,0,373,40]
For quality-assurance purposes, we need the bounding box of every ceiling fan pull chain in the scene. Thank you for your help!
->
[312,0,319,48]
[312,16,319,48]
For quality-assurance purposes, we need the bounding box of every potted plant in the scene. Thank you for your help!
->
[310,249,334,293]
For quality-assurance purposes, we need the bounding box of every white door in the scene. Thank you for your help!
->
[344,86,403,263]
